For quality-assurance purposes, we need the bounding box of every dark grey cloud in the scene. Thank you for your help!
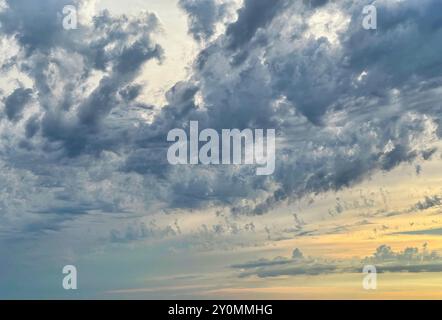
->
[0,0,63,53]
[4,87,33,121]
[303,0,329,8]
[225,0,286,50]
[395,228,442,236]
[233,244,442,278]
[156,0,442,215]
[413,195,442,211]
[1,0,442,237]
[178,0,236,42]
[0,0,166,234]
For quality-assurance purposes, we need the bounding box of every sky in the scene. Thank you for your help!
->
[2,0,442,299]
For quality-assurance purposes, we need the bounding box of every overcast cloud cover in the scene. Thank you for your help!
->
[1,0,442,298]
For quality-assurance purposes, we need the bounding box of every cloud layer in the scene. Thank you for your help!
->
[0,0,441,237]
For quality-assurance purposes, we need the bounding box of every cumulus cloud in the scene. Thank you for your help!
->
[1,0,442,238]
[155,0,442,215]
[224,0,286,51]
[412,195,442,211]
[3,86,32,121]
[232,244,442,278]
[178,0,240,42]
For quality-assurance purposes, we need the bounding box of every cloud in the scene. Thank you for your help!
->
[1,0,442,238]
[225,0,286,51]
[395,228,442,236]
[3,0,442,298]
[0,0,167,232]
[232,244,442,278]
[412,195,442,211]
[0,0,164,155]
[3,86,33,121]
[109,220,181,243]
[178,0,239,42]
[160,0,442,215]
